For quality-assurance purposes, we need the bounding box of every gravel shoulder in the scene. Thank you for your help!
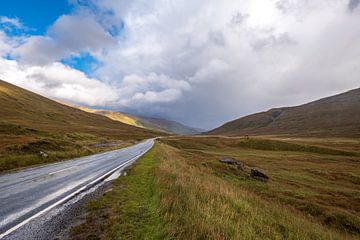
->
[3,178,112,240]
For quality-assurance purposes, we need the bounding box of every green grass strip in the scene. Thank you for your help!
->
[70,144,164,240]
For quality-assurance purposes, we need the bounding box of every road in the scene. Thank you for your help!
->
[0,139,154,238]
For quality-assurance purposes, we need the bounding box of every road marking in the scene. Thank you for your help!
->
[0,140,154,239]
[48,166,75,176]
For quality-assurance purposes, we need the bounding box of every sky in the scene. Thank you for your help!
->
[0,0,359,129]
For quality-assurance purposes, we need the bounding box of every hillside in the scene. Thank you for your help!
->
[0,80,159,139]
[208,88,360,137]
[79,107,200,135]
[0,80,161,171]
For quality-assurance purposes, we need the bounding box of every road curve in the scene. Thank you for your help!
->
[0,139,154,238]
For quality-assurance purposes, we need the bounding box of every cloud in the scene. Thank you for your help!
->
[348,0,360,11]
[2,0,360,129]
[0,58,118,106]
[13,15,115,65]
[132,89,183,104]
[88,0,360,128]
[117,73,191,107]
[0,30,11,56]
[0,16,23,29]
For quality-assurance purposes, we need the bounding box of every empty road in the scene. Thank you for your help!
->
[0,139,154,238]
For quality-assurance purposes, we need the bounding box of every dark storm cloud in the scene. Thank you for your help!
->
[348,0,360,11]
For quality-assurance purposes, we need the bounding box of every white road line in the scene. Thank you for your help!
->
[48,166,75,175]
[0,140,154,239]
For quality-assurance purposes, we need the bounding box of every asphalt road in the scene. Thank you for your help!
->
[0,139,154,238]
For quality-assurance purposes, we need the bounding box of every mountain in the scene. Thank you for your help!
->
[79,107,200,135]
[135,116,201,135]
[207,88,360,137]
[0,80,159,140]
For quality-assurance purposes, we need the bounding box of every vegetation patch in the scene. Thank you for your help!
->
[162,136,359,156]
[161,137,360,236]
[70,145,164,240]
[0,132,138,172]
[71,138,360,239]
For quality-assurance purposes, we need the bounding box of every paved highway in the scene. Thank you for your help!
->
[0,139,154,238]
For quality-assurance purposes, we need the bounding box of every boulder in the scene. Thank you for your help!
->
[39,151,48,158]
[219,158,245,171]
[250,168,269,182]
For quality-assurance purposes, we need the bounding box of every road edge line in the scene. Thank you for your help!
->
[0,140,154,239]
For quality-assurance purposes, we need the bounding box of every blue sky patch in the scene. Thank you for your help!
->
[62,52,102,76]
[0,0,71,35]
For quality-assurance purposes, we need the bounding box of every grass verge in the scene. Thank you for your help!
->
[70,144,164,240]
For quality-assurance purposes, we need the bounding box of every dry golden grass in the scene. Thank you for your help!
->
[72,137,359,239]
[155,143,354,239]
[78,107,144,128]
[0,131,139,172]
[161,136,360,237]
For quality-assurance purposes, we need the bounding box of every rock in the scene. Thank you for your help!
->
[219,158,245,171]
[250,168,269,182]
[219,158,237,165]
[39,151,48,158]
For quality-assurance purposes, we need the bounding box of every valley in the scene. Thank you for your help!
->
[1,79,359,240]
[0,80,161,172]
[70,136,360,239]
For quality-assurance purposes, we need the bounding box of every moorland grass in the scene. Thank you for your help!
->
[71,138,360,239]
[162,137,360,236]
[0,130,138,172]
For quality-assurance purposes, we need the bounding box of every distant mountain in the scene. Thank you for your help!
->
[79,107,200,135]
[0,80,159,140]
[207,88,360,137]
[136,116,202,135]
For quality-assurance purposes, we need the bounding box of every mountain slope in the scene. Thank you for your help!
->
[0,80,160,139]
[79,107,200,135]
[78,107,143,128]
[0,80,163,171]
[208,88,360,137]
[137,116,200,135]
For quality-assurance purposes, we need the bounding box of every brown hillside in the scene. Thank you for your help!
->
[79,107,200,135]
[208,88,360,137]
[0,80,159,139]
[0,80,164,171]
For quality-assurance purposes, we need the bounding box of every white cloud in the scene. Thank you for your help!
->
[117,73,191,107]
[88,0,360,128]
[0,30,11,56]
[2,0,360,128]
[13,15,115,65]
[0,58,118,106]
[0,16,23,29]
[132,89,183,104]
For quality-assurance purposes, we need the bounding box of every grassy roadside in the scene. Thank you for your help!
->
[0,129,141,172]
[70,138,359,239]
[70,144,164,240]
